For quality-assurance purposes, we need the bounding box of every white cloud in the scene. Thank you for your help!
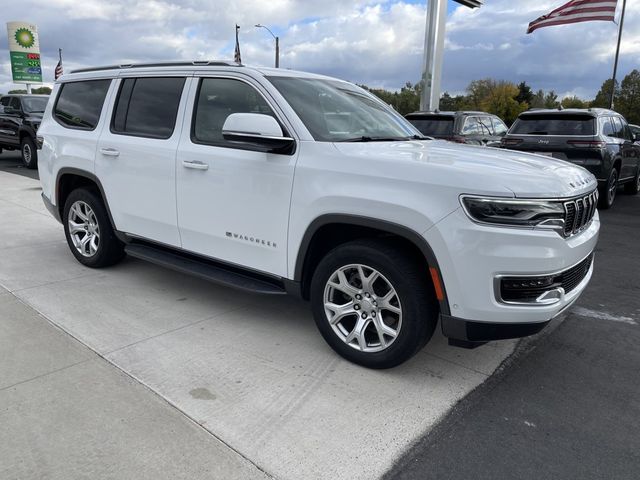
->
[0,0,638,99]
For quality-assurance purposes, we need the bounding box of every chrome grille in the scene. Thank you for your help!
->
[563,190,598,237]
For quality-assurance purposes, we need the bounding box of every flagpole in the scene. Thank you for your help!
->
[609,0,626,110]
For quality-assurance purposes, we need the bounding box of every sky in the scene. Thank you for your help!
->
[1,0,638,99]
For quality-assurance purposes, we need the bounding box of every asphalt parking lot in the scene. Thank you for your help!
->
[1,150,638,479]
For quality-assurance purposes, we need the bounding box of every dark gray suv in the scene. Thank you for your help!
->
[501,108,640,209]
[405,111,508,147]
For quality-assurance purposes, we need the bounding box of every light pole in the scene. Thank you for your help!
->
[255,24,279,68]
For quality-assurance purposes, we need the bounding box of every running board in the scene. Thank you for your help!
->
[125,242,286,295]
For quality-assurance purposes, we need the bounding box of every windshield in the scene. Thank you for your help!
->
[406,116,454,136]
[22,96,49,113]
[510,115,595,135]
[267,76,420,142]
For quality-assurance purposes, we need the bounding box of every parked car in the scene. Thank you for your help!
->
[0,94,49,168]
[405,110,509,146]
[501,108,640,209]
[38,62,599,368]
[630,123,640,140]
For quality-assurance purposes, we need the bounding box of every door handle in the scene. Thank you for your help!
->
[100,148,120,157]
[182,160,209,171]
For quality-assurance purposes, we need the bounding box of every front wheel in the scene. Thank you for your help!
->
[63,187,125,268]
[20,136,37,169]
[310,239,439,369]
[599,168,618,209]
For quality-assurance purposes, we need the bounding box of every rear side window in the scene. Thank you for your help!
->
[54,80,111,130]
[462,117,481,135]
[112,77,186,139]
[406,116,454,136]
[510,115,595,136]
[492,117,508,135]
[610,117,625,139]
[599,117,615,137]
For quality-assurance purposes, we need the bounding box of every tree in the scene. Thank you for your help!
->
[530,89,546,109]
[516,81,533,107]
[8,89,27,94]
[561,96,586,108]
[616,70,640,124]
[31,86,51,95]
[481,81,528,124]
[592,78,619,108]
[439,92,468,111]
[544,91,559,109]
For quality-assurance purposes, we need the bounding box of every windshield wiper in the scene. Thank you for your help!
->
[405,134,431,140]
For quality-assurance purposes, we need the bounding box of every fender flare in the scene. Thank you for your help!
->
[55,167,125,241]
[293,214,450,315]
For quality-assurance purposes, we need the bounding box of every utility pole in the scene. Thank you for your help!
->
[609,0,627,110]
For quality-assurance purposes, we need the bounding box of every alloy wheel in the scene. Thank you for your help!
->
[22,142,32,163]
[323,264,402,353]
[608,170,618,205]
[68,200,100,257]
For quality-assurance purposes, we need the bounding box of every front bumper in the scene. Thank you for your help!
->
[424,207,599,337]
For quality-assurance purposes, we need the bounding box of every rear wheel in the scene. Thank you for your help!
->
[310,238,439,369]
[624,166,640,195]
[599,168,618,209]
[20,136,37,169]
[63,187,125,268]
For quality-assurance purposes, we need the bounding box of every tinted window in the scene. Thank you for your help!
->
[610,116,626,139]
[510,115,595,135]
[0,97,10,106]
[406,116,454,136]
[192,78,276,145]
[492,117,508,135]
[54,80,111,130]
[462,117,481,135]
[599,117,615,137]
[22,96,48,113]
[9,97,21,110]
[112,77,185,139]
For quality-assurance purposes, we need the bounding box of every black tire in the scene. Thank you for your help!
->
[20,136,37,169]
[623,166,640,195]
[310,238,439,369]
[63,187,125,268]
[599,167,618,209]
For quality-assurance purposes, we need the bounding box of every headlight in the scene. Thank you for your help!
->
[461,196,565,232]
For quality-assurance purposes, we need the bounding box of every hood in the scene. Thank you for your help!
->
[332,139,597,199]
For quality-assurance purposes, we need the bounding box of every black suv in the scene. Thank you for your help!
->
[405,111,509,146]
[501,108,640,209]
[0,94,49,169]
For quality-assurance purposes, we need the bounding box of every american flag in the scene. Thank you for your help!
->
[234,24,242,64]
[527,0,618,34]
[54,48,63,80]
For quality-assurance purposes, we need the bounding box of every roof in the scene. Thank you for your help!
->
[406,110,493,117]
[520,108,618,117]
[64,60,339,83]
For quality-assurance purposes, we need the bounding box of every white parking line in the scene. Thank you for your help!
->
[572,306,638,325]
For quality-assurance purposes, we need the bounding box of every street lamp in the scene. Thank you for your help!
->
[255,24,280,68]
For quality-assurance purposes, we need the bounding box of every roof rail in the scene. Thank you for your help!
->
[70,60,241,74]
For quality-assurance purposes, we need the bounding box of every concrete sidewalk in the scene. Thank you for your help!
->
[0,161,517,479]
[0,286,270,480]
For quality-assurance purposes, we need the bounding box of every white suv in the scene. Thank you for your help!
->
[38,61,600,368]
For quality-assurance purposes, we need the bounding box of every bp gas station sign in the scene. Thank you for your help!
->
[6,21,42,84]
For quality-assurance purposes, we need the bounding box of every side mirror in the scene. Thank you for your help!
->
[222,113,295,154]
